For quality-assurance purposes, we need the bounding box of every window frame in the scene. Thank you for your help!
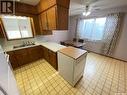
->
[0,16,35,41]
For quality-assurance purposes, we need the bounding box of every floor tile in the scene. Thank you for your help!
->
[14,53,127,95]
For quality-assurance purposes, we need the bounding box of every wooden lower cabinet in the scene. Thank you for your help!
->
[7,45,57,70]
[27,46,43,62]
[48,50,57,70]
[7,51,19,69]
[0,21,5,38]
[42,46,49,62]
[14,48,29,66]
[42,46,58,70]
[7,46,43,69]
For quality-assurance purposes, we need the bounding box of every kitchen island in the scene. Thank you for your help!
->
[58,46,87,86]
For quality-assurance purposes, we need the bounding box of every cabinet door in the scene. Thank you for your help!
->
[27,46,38,62]
[40,12,48,30]
[0,21,5,38]
[42,46,49,62]
[27,46,43,62]
[47,7,57,30]
[49,50,57,70]
[14,49,29,66]
[37,46,44,59]
[38,0,48,12]
[57,6,68,30]
[0,25,4,38]
[48,0,56,7]
[56,0,70,8]
[37,0,56,13]
[7,51,18,69]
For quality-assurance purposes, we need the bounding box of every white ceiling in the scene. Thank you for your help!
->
[15,0,40,5]
[14,0,127,15]
[70,0,127,16]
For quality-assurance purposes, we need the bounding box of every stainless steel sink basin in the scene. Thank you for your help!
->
[13,42,35,49]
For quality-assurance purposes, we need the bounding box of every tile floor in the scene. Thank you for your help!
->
[14,53,127,95]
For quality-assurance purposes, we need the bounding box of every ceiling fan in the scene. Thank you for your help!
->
[81,0,99,16]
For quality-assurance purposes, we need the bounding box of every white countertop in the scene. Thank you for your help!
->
[3,42,66,52]
[58,46,87,59]
[36,42,66,52]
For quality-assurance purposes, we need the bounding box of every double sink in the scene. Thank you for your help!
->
[13,41,35,49]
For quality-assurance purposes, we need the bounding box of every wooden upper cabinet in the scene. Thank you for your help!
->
[37,0,70,34]
[57,6,68,30]
[56,0,70,9]
[47,7,57,30]
[48,0,56,8]
[39,7,56,31]
[37,0,70,13]
[15,2,37,15]
[40,11,48,30]
[38,0,48,13]
[39,5,69,31]
[37,0,56,13]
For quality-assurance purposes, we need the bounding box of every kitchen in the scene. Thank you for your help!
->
[0,0,88,95]
[0,0,127,95]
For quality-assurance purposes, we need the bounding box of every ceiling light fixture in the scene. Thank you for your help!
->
[83,11,91,16]
[82,5,91,16]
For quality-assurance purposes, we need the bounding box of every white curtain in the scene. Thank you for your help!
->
[101,13,124,55]
[76,13,124,56]
[77,17,106,41]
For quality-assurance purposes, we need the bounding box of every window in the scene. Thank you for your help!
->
[77,17,106,41]
[1,15,34,40]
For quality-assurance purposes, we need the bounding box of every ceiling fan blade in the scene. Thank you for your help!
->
[82,0,99,5]
[70,7,86,11]
[70,6,93,12]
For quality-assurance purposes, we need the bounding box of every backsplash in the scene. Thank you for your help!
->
[0,30,69,48]
[36,30,69,43]
[0,38,36,48]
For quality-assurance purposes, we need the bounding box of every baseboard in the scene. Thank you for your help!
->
[86,50,127,63]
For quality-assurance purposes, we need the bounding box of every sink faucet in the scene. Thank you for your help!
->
[22,41,26,46]
[22,41,35,46]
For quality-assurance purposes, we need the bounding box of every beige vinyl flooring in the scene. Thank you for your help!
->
[14,53,127,95]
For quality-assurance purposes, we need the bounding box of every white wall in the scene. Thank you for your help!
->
[68,17,77,40]
[36,30,69,43]
[69,6,127,61]
[113,14,127,61]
